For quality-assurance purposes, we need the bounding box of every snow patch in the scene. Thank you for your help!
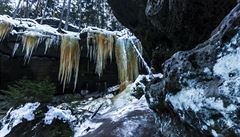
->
[0,102,40,137]
[105,96,149,122]
[44,106,77,125]
[166,87,237,113]
[213,47,240,80]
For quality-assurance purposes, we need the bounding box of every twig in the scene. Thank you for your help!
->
[91,103,104,119]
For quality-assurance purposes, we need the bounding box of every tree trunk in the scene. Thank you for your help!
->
[26,0,29,18]
[58,0,67,31]
[78,0,82,32]
[40,0,49,24]
[13,0,23,18]
[64,0,72,30]
[35,0,41,18]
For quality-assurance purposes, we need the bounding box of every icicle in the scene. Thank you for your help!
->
[58,35,80,92]
[125,39,139,82]
[44,37,54,54]
[83,27,143,91]
[21,31,42,64]
[95,33,114,77]
[87,32,97,62]
[115,37,128,90]
[0,21,12,41]
[114,37,144,91]
[86,32,114,77]
[107,34,114,62]
[12,43,19,57]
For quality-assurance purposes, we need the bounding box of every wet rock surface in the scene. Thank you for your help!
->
[145,4,240,136]
[108,0,237,71]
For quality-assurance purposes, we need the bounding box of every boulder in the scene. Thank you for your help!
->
[145,4,240,136]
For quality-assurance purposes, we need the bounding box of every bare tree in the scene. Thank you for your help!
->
[35,0,41,18]
[58,0,67,31]
[13,0,23,18]
[24,0,29,18]
[78,0,82,32]
[40,0,49,24]
[64,0,72,30]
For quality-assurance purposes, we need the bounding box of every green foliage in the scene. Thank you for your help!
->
[3,79,56,106]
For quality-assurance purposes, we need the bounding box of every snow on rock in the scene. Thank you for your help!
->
[105,96,150,122]
[213,33,240,80]
[0,15,79,38]
[44,106,77,125]
[130,74,163,91]
[43,103,104,137]
[165,30,240,136]
[102,74,162,122]
[0,102,40,137]
[0,74,158,137]
[74,120,102,137]
[166,86,237,121]
[44,74,158,136]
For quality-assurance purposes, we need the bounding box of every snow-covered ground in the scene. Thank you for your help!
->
[0,74,161,137]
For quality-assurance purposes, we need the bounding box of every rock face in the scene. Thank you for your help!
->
[0,33,118,94]
[145,4,240,136]
[108,0,237,71]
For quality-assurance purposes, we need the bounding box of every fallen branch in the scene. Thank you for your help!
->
[91,103,104,119]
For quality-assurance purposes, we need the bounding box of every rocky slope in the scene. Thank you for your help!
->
[145,3,240,136]
[0,75,161,137]
[108,0,238,71]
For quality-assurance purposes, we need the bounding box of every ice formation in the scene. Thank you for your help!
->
[58,35,81,91]
[87,32,114,77]
[21,31,43,63]
[0,21,12,41]
[0,15,144,91]
[115,37,142,90]
[85,27,143,90]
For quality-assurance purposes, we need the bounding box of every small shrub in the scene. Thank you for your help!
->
[3,79,56,106]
